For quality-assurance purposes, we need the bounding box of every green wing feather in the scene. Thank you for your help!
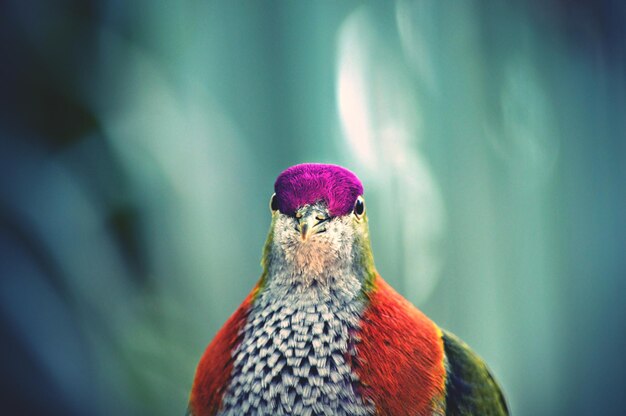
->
[442,330,509,416]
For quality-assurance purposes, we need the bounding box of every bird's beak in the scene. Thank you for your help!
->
[295,206,330,241]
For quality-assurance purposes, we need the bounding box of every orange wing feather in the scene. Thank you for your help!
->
[355,275,447,415]
[188,288,257,416]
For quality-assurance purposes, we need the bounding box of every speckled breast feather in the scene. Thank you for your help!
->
[217,282,373,416]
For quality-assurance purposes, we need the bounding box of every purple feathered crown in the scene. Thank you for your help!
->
[274,163,364,217]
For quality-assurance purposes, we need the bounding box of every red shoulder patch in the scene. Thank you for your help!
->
[188,288,256,416]
[355,276,446,415]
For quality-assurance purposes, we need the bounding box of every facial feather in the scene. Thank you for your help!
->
[268,204,359,290]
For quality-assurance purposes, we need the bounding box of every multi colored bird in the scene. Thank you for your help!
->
[188,163,508,416]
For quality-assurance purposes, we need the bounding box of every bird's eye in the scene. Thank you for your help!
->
[270,193,279,212]
[354,196,365,219]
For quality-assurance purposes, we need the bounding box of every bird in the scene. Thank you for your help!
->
[188,163,509,416]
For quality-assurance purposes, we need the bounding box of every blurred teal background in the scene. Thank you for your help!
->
[1,1,625,415]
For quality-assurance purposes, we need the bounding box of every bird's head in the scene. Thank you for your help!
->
[261,163,375,292]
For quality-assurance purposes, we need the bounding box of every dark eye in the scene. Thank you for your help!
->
[354,196,365,218]
[270,193,279,212]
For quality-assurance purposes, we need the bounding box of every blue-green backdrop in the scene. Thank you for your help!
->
[1,1,624,415]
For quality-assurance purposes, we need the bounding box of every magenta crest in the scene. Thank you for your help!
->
[274,163,364,217]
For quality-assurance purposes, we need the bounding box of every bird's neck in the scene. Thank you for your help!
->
[259,223,376,298]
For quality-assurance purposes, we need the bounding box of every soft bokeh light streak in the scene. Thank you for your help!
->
[336,7,445,303]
